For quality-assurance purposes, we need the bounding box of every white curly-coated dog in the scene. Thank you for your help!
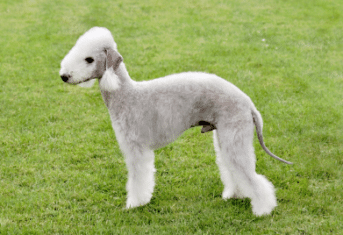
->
[59,27,292,216]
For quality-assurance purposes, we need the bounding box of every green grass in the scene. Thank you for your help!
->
[1,0,342,233]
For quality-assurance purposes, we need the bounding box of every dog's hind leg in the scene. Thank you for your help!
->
[213,130,243,199]
[121,145,156,208]
[216,118,277,216]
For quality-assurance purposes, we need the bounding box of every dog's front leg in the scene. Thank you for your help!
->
[122,146,156,208]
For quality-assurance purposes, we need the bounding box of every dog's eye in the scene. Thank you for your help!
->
[85,57,94,63]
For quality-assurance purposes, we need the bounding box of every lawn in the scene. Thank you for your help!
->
[0,0,342,234]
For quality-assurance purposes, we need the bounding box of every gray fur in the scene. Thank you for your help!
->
[106,48,123,71]
[59,27,292,216]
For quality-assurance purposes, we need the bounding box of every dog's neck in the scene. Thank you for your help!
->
[100,62,134,109]
[114,62,133,85]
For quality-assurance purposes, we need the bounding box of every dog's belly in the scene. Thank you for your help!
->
[147,122,216,150]
[147,122,189,150]
[146,117,217,149]
[142,99,219,150]
[148,135,181,150]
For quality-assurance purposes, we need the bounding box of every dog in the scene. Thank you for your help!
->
[59,27,292,216]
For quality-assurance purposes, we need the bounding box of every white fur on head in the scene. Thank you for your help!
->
[59,27,117,85]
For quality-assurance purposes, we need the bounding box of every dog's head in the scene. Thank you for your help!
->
[59,27,123,85]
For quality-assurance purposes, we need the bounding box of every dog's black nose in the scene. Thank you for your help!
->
[61,75,70,82]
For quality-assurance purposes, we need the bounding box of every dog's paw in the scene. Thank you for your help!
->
[222,187,245,200]
[252,203,276,216]
[232,190,245,199]
[251,197,277,216]
[126,199,148,209]
[126,196,151,209]
[222,189,235,200]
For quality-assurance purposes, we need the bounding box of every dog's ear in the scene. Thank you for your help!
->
[105,48,123,71]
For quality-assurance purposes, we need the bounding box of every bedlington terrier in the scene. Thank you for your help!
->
[59,27,292,216]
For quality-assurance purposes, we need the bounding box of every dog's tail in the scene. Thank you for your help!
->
[251,108,293,165]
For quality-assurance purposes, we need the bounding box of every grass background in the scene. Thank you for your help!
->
[1,0,342,234]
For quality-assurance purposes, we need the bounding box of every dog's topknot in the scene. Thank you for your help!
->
[76,27,117,51]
